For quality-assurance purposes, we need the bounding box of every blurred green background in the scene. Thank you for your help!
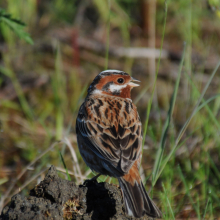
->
[0,0,220,218]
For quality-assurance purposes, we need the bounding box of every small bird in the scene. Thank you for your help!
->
[76,70,162,218]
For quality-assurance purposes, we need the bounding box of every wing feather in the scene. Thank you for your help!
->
[76,95,142,175]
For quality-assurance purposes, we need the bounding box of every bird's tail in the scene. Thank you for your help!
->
[118,175,162,218]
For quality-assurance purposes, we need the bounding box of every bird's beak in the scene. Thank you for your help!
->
[128,77,141,87]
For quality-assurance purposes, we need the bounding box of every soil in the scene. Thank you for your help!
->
[0,166,153,220]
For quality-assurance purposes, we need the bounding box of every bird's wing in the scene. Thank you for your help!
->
[76,95,142,175]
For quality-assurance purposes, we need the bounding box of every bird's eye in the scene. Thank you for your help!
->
[117,78,124,84]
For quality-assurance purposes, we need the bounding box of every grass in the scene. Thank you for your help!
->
[1,0,220,218]
[152,40,186,186]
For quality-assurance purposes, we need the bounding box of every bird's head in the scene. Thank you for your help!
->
[87,70,140,99]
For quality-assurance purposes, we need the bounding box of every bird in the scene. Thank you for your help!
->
[76,70,162,218]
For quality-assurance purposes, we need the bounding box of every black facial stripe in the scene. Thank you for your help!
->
[102,81,114,91]
[112,90,120,96]
[103,81,121,95]
[87,75,101,94]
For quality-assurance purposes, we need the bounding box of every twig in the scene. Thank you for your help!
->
[62,137,84,184]
[55,166,88,179]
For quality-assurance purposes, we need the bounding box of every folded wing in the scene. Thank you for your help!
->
[76,96,142,176]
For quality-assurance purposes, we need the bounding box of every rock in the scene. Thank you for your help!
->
[0,166,153,220]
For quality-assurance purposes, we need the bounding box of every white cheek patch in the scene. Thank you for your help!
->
[92,89,103,95]
[109,84,127,92]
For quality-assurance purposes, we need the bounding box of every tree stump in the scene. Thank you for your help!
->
[0,166,154,220]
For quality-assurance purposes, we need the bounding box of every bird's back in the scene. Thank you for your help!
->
[76,94,142,175]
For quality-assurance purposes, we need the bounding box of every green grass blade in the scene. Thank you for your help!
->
[197,94,220,113]
[152,43,186,185]
[66,81,89,136]
[209,200,213,219]
[142,1,168,148]
[0,178,8,186]
[0,10,33,45]
[203,198,210,220]
[176,60,220,144]
[52,42,66,140]
[59,151,71,181]
[185,72,220,130]
[208,154,220,182]
[156,60,220,180]
[0,66,34,120]
[178,165,201,219]
[162,182,175,219]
